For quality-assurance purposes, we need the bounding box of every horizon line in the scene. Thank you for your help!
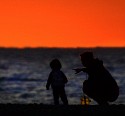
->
[0,46,125,49]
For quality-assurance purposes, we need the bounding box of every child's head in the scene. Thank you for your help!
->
[50,59,62,70]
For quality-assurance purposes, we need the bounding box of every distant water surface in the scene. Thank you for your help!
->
[0,48,124,105]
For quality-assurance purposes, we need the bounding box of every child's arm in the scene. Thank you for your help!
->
[61,72,68,83]
[46,72,52,90]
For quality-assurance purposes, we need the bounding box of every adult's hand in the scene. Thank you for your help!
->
[72,68,83,74]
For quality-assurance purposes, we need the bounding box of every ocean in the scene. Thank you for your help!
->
[0,47,124,105]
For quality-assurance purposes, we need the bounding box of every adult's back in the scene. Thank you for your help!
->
[87,58,119,102]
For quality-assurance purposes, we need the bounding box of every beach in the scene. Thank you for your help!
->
[0,104,125,116]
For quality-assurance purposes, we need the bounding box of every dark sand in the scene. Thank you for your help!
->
[0,104,125,116]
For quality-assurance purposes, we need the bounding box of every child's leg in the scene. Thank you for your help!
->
[53,89,59,105]
[60,88,68,105]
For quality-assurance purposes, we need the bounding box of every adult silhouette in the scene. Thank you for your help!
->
[46,58,68,105]
[73,52,119,105]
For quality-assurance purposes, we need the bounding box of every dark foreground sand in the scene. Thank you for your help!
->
[0,104,125,116]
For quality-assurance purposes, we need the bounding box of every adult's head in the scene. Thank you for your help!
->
[50,58,62,70]
[80,52,94,67]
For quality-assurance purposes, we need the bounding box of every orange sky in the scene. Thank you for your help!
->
[0,0,125,48]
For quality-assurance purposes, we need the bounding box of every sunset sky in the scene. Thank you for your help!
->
[0,0,125,48]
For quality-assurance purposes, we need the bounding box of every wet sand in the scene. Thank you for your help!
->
[0,104,124,116]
